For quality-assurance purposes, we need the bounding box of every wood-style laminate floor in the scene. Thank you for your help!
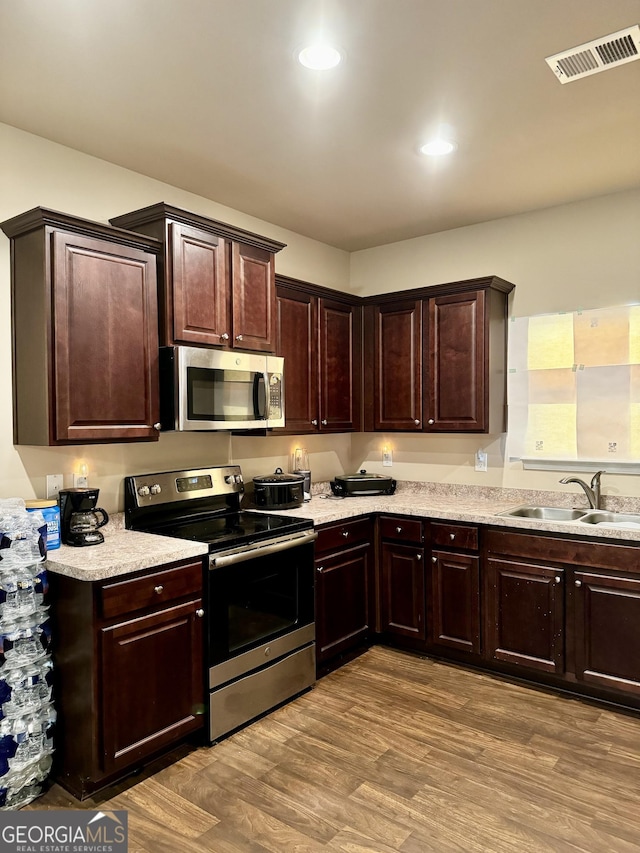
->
[29,647,640,852]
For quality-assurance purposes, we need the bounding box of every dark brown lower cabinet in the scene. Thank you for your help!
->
[485,557,565,675]
[380,542,426,643]
[573,570,640,695]
[314,518,374,671]
[100,599,204,774]
[49,559,205,799]
[430,550,480,655]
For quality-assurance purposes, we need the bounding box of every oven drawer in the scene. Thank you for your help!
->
[99,560,203,620]
[315,517,371,555]
[209,642,315,741]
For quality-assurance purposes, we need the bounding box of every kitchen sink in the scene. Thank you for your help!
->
[578,511,640,528]
[497,506,588,521]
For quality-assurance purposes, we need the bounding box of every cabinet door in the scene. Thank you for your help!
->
[574,571,640,695]
[380,542,426,641]
[371,300,422,430]
[275,287,318,432]
[430,551,480,655]
[315,543,373,664]
[425,290,486,431]
[170,222,229,347]
[319,298,361,431]
[100,599,204,773]
[52,231,159,442]
[232,242,276,352]
[485,557,564,675]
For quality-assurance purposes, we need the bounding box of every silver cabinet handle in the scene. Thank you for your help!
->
[235,334,244,341]
[414,419,420,426]
[450,533,455,540]
[416,553,422,561]
[396,526,402,533]
[154,585,164,594]
[342,530,349,538]
[322,419,328,425]
[428,419,435,425]
[196,609,205,618]
[220,333,229,341]
[311,419,318,426]
[555,575,562,584]
[316,566,323,573]
[575,579,582,587]
[153,422,161,431]
[432,556,437,563]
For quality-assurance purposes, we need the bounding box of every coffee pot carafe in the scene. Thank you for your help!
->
[59,488,109,546]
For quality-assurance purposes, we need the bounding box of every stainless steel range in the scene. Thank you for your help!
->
[124,465,317,742]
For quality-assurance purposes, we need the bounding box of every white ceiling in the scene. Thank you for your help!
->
[1,0,639,251]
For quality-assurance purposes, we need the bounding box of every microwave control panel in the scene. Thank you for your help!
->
[268,373,283,419]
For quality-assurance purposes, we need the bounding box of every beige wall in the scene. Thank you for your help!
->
[1,123,639,510]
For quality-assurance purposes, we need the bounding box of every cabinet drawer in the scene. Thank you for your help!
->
[379,516,423,544]
[431,522,478,551]
[99,561,203,620]
[316,518,371,555]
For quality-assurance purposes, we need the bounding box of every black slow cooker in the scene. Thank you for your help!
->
[253,468,305,509]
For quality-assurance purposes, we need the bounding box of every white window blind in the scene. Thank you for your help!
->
[506,304,640,467]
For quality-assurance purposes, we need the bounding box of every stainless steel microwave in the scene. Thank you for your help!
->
[159,346,285,431]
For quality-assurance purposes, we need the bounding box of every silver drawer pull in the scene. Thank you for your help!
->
[342,531,349,538]
[154,585,164,594]
[416,553,422,561]
[575,579,582,587]
[196,609,204,618]
[396,526,402,533]
[555,576,562,584]
[432,556,437,563]
[449,533,455,540]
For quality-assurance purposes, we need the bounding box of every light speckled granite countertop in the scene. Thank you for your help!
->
[45,481,640,582]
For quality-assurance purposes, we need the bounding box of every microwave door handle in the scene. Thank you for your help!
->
[253,372,267,419]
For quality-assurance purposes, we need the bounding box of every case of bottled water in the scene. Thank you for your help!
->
[0,499,54,809]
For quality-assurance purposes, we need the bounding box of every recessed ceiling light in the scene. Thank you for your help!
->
[420,138,457,156]
[297,44,342,70]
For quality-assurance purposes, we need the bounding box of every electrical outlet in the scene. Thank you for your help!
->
[46,474,64,499]
[73,473,89,488]
[475,450,488,472]
[382,448,393,467]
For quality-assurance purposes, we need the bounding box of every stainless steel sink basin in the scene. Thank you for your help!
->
[497,506,588,521]
[578,511,640,528]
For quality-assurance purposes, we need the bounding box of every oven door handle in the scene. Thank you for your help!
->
[209,530,317,569]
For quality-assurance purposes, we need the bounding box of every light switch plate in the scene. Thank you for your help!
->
[46,474,64,499]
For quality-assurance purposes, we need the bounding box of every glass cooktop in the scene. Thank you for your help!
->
[146,510,313,552]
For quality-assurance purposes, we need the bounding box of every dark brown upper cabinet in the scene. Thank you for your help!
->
[110,203,286,352]
[364,276,514,433]
[275,276,362,434]
[1,208,161,445]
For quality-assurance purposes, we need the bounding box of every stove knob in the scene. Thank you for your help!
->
[150,484,162,495]
[137,485,150,497]
[225,474,236,485]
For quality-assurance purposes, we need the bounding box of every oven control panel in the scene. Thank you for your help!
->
[125,465,245,508]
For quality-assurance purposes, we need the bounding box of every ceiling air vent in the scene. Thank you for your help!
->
[545,24,640,83]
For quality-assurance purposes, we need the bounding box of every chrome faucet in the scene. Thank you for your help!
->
[559,470,605,510]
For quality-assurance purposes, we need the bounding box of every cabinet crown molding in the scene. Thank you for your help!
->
[110,202,287,254]
[1,206,162,253]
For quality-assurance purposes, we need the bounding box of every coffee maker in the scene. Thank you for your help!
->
[59,488,109,546]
